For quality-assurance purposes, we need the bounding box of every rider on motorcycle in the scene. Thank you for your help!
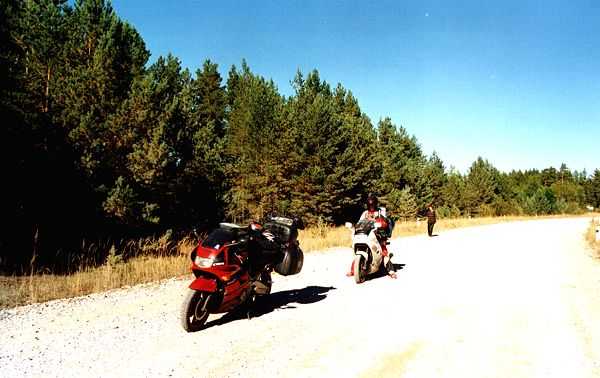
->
[347,194,396,278]
[360,195,383,222]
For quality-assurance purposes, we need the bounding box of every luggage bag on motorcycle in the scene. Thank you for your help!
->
[263,216,299,243]
[275,245,303,276]
[263,215,304,276]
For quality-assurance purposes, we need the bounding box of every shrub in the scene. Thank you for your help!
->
[105,245,124,267]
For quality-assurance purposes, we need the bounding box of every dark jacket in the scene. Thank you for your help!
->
[426,207,436,224]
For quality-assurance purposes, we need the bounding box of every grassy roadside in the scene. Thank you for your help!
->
[1,213,595,309]
[0,238,197,309]
[0,255,189,310]
[586,218,600,258]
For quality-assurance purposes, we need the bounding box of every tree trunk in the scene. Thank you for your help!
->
[44,65,51,113]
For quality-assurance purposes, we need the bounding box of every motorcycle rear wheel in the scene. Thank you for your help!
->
[180,289,210,332]
[354,255,365,284]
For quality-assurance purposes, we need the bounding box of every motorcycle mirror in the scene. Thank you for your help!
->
[344,222,353,229]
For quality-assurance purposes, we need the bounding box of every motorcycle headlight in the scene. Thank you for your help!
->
[194,256,214,268]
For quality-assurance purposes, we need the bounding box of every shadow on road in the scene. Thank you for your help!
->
[203,285,336,330]
[366,263,406,281]
[392,263,406,271]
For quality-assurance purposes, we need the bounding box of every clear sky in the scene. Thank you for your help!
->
[112,0,599,174]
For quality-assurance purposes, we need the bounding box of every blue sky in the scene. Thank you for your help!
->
[112,0,599,174]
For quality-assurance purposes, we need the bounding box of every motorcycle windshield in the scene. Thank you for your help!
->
[202,229,235,250]
[355,219,374,235]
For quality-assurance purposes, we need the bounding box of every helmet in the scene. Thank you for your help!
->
[366,195,378,212]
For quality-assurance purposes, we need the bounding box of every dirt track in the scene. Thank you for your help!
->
[1,218,599,377]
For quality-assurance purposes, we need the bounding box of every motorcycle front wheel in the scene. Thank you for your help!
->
[180,289,210,332]
[354,255,365,284]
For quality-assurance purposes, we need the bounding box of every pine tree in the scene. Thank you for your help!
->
[523,187,557,215]
[588,169,600,208]
[16,0,68,114]
[385,187,418,221]
[541,167,558,186]
[325,86,378,222]
[278,70,340,224]
[442,170,466,214]
[178,59,227,226]
[464,157,499,215]
[56,0,148,180]
[421,152,447,206]
[224,62,283,222]
[376,117,430,211]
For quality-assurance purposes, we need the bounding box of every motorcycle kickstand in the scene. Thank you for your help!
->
[246,294,256,320]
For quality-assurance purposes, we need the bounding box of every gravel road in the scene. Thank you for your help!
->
[2,218,599,377]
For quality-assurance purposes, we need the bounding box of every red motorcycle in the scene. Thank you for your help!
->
[180,216,304,332]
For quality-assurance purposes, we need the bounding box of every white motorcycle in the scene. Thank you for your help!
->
[345,211,392,284]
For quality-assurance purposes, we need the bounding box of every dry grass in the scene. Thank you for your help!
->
[0,234,197,309]
[298,223,352,252]
[586,218,600,258]
[0,255,189,308]
[2,213,596,309]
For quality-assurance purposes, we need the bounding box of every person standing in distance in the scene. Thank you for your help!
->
[426,203,437,237]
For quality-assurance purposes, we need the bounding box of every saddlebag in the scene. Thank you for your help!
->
[274,246,303,276]
[263,216,298,243]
